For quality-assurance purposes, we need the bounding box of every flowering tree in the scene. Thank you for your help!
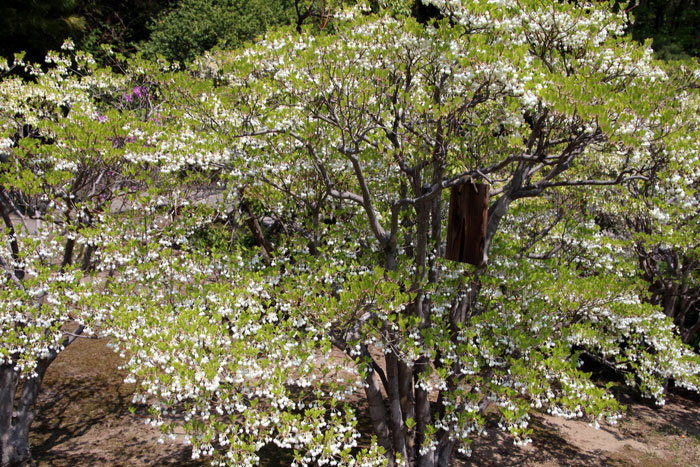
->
[517,60,700,348]
[0,44,162,465]
[101,1,700,466]
[623,64,700,346]
[2,1,700,467]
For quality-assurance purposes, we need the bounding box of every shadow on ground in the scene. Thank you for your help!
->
[28,336,700,467]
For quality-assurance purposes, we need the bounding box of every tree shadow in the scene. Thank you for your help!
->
[30,374,203,466]
[466,414,614,467]
[610,384,700,440]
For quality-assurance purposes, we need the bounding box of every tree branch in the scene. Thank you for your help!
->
[344,150,389,246]
[515,175,649,199]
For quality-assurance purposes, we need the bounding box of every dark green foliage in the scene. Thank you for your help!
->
[140,0,295,63]
[191,221,238,253]
[77,0,175,57]
[410,0,441,23]
[0,0,87,62]
[0,0,174,63]
[628,0,700,59]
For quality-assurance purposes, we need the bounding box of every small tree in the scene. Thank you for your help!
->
[624,62,700,346]
[0,44,161,465]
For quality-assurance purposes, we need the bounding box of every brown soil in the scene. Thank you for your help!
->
[468,392,700,467]
[30,336,200,467]
[30,337,700,466]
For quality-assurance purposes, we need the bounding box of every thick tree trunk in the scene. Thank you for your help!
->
[385,349,408,463]
[364,369,395,466]
[0,362,48,467]
[0,324,81,467]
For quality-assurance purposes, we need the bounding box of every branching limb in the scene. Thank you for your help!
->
[0,189,24,280]
[343,149,389,246]
[516,210,565,259]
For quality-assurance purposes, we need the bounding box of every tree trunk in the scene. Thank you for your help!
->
[241,198,273,261]
[0,192,24,281]
[364,368,395,466]
[0,362,47,467]
[0,327,80,467]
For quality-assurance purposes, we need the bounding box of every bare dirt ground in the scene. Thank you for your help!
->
[30,336,700,466]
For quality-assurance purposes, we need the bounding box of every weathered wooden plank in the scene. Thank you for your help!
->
[445,182,489,266]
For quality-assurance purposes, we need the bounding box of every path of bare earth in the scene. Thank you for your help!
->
[30,336,700,466]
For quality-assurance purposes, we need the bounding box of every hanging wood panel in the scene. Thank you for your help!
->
[445,182,489,266]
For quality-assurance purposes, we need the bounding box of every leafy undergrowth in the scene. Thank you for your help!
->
[30,337,700,466]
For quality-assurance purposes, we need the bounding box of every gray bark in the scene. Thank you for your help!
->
[0,322,84,467]
[385,350,408,464]
[0,361,47,467]
[365,369,395,466]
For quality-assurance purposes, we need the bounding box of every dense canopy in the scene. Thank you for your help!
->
[1,1,700,466]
